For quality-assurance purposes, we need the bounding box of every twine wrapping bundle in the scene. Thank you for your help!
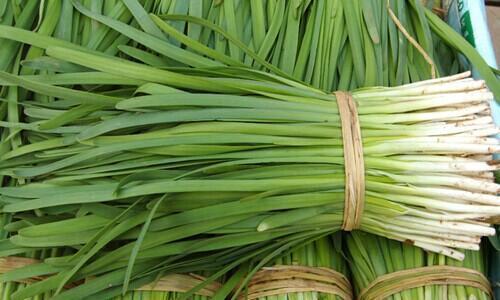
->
[0,257,221,297]
[241,265,353,300]
[334,91,365,231]
[357,265,492,300]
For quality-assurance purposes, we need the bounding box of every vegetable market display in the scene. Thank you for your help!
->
[0,0,499,299]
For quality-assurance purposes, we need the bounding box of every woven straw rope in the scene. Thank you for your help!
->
[241,265,353,300]
[358,265,492,300]
[334,91,365,231]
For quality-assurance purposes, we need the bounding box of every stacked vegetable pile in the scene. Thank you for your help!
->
[0,0,499,300]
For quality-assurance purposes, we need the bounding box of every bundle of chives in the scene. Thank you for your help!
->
[154,0,446,90]
[347,231,491,300]
[136,0,499,97]
[1,61,498,254]
[116,289,213,300]
[2,0,498,97]
[0,1,496,298]
[233,235,351,300]
[0,49,497,297]
[114,272,221,300]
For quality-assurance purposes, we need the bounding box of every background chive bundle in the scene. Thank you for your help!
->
[347,231,490,300]
[0,0,499,299]
[1,0,498,95]
[101,0,498,93]
[113,272,219,300]
[150,0,454,90]
[233,235,350,300]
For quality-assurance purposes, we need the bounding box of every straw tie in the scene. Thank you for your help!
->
[357,265,492,300]
[241,265,353,300]
[334,91,365,231]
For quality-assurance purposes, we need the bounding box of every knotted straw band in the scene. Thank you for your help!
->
[241,265,353,300]
[0,256,221,296]
[138,273,221,296]
[334,91,365,231]
[357,265,492,300]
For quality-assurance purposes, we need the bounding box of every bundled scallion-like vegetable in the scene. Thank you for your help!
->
[112,272,221,300]
[1,1,500,299]
[110,0,500,94]
[347,231,491,300]
[0,45,498,297]
[233,235,351,300]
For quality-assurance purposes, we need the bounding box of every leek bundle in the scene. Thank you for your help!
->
[0,1,499,299]
[112,272,220,300]
[1,0,499,96]
[234,235,351,300]
[148,0,450,90]
[115,0,500,96]
[347,231,491,300]
[0,44,498,297]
